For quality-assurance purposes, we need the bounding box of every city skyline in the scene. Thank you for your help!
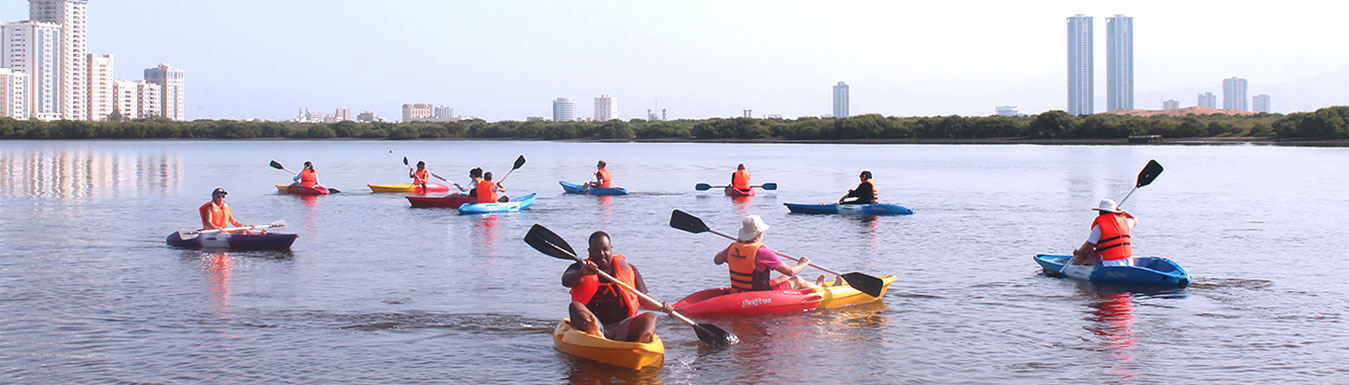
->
[3,1,1344,121]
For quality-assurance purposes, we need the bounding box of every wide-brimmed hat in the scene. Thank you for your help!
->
[737,215,770,241]
[1092,199,1121,213]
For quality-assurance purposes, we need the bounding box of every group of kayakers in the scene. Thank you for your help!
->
[409,161,506,203]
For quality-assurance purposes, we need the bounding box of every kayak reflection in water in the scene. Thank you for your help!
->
[198,187,259,234]
[714,215,824,292]
[1069,199,1138,267]
[839,170,878,205]
[562,231,673,343]
[292,161,320,187]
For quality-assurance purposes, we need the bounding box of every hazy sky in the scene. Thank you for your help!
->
[6,0,1347,121]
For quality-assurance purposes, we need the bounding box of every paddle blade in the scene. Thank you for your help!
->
[524,224,580,262]
[328,187,342,194]
[176,228,199,240]
[268,220,287,229]
[512,155,526,170]
[402,156,409,166]
[841,272,886,298]
[1136,159,1164,188]
[669,210,710,234]
[759,182,777,190]
[269,160,285,170]
[694,183,713,191]
[693,323,739,347]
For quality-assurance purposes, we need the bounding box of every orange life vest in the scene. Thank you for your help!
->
[475,180,497,203]
[570,254,640,323]
[732,170,751,190]
[727,241,772,292]
[299,168,318,187]
[1092,212,1133,261]
[199,201,236,230]
[412,169,429,185]
[596,168,612,188]
[468,177,483,197]
[864,179,878,202]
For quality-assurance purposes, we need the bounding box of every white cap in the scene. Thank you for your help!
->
[1092,199,1122,213]
[737,215,770,242]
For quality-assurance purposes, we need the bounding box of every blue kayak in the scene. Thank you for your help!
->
[559,181,629,196]
[784,202,914,215]
[1034,254,1190,288]
[458,193,537,215]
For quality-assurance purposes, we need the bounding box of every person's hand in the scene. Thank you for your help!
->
[580,260,598,276]
[798,256,811,266]
[660,301,673,313]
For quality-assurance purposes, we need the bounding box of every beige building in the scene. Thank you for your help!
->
[30,0,88,121]
[402,103,433,122]
[144,64,184,120]
[335,107,352,121]
[0,68,29,118]
[137,80,161,119]
[112,80,138,119]
[1,20,62,120]
[87,53,113,120]
[594,94,617,121]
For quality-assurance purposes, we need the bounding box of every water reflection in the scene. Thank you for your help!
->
[472,215,500,252]
[561,355,665,384]
[0,147,183,199]
[202,252,235,316]
[1083,287,1138,383]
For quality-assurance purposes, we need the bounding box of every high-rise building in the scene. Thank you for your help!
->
[1162,100,1179,110]
[135,80,161,119]
[402,103,432,122]
[433,105,454,119]
[111,80,138,119]
[594,94,617,121]
[1198,92,1216,108]
[832,82,850,118]
[335,107,352,121]
[552,97,575,122]
[1067,14,1093,115]
[1106,15,1133,112]
[144,64,185,120]
[1252,94,1271,113]
[30,0,88,121]
[87,53,113,121]
[1222,77,1248,111]
[1,21,62,120]
[357,111,377,122]
[0,68,28,118]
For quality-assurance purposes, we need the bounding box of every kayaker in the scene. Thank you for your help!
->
[462,167,483,196]
[731,163,751,191]
[474,171,505,203]
[582,160,612,189]
[293,161,319,187]
[562,231,672,343]
[839,170,878,204]
[714,215,821,292]
[1069,199,1138,267]
[410,161,430,190]
[198,188,253,234]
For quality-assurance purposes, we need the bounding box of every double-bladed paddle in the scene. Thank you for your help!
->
[401,156,463,191]
[270,160,341,193]
[694,182,777,191]
[524,224,739,347]
[1058,159,1164,274]
[178,220,287,240]
[667,209,886,298]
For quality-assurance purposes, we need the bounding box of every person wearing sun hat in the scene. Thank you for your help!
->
[712,215,819,292]
[1069,199,1138,267]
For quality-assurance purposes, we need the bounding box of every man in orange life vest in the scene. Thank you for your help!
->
[839,170,878,204]
[474,171,506,203]
[562,231,672,343]
[730,163,751,191]
[582,160,612,189]
[293,161,319,187]
[714,215,821,292]
[410,160,430,190]
[1070,199,1138,267]
[198,188,254,234]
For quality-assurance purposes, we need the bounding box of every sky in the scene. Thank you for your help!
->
[5,0,1348,121]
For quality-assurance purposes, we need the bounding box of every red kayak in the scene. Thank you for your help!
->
[406,193,476,208]
[724,185,755,197]
[276,184,330,196]
[672,275,896,318]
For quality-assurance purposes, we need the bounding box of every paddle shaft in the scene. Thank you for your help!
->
[581,265,704,329]
[703,228,844,277]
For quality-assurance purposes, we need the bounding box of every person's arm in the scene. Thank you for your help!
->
[561,262,591,288]
[839,186,860,203]
[759,247,808,276]
[630,266,667,311]
[713,248,728,265]
[293,173,302,183]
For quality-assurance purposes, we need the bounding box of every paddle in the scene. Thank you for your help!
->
[179,220,287,240]
[1058,159,1164,274]
[694,182,777,191]
[401,156,460,191]
[667,209,886,298]
[524,224,738,347]
[495,155,527,186]
[270,160,341,193]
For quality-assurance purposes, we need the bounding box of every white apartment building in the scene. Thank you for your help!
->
[1252,94,1271,113]
[0,68,29,118]
[2,20,62,120]
[594,94,617,121]
[30,0,88,121]
[87,53,112,120]
[144,64,184,120]
[433,105,453,119]
[553,97,575,122]
[137,80,161,119]
[402,103,432,122]
[112,79,138,119]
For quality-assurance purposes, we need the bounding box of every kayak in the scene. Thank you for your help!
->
[165,231,298,250]
[559,181,629,196]
[1034,254,1190,288]
[458,193,537,214]
[724,185,755,197]
[406,193,475,208]
[368,183,451,194]
[275,183,330,196]
[672,274,897,318]
[553,319,663,370]
[784,202,913,215]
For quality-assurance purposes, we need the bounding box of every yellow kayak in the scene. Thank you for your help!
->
[553,319,663,370]
[366,183,451,194]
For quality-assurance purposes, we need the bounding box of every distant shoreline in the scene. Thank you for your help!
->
[9,135,1348,146]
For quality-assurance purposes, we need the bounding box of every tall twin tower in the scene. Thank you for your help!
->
[1067,14,1132,115]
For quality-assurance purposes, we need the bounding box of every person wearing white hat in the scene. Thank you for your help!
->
[1069,199,1138,267]
[713,215,819,292]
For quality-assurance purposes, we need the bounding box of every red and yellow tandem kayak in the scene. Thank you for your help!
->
[672,275,896,318]
[553,319,663,370]
[367,183,451,194]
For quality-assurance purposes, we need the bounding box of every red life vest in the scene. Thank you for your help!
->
[412,169,429,185]
[475,180,497,203]
[732,170,751,190]
[570,254,640,324]
[727,242,772,292]
[863,179,878,202]
[1092,212,1133,261]
[299,168,318,187]
[199,201,236,230]
[596,168,612,188]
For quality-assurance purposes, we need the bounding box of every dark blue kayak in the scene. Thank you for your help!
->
[1034,254,1190,288]
[165,231,298,250]
[559,181,628,196]
[784,202,914,215]
[458,193,537,214]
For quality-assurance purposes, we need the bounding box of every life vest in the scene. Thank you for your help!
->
[727,242,773,292]
[475,180,497,203]
[732,170,751,190]
[596,168,612,188]
[412,169,429,185]
[570,254,640,324]
[1092,212,1133,261]
[299,168,318,187]
[199,201,234,230]
[863,179,878,203]
[468,177,483,197]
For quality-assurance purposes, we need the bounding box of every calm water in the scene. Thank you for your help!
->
[1,140,1346,384]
